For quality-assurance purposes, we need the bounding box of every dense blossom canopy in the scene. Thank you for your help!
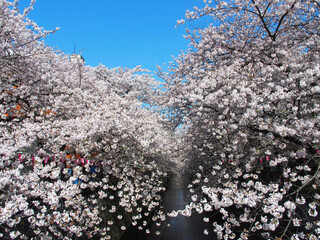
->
[163,0,320,239]
[1,0,320,239]
[0,1,182,239]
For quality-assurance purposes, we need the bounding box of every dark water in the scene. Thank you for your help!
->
[121,175,217,240]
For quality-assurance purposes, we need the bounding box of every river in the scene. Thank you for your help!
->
[121,174,217,240]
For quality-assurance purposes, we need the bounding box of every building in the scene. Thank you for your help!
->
[70,53,85,63]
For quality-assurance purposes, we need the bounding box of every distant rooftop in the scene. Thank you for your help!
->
[70,53,85,63]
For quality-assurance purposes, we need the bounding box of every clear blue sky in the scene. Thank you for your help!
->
[18,0,205,74]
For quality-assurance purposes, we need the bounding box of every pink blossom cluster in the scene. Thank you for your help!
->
[1,0,320,239]
[163,0,320,238]
[0,1,182,239]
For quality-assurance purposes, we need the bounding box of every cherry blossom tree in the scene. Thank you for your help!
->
[0,1,181,239]
[162,0,320,239]
[2,0,320,239]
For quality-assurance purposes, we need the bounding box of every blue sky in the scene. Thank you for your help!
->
[18,0,205,75]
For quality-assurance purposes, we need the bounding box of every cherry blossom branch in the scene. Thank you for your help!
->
[274,1,297,39]
[251,0,274,40]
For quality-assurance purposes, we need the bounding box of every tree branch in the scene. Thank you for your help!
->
[274,1,297,39]
[251,0,274,40]
[248,125,317,154]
